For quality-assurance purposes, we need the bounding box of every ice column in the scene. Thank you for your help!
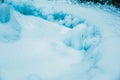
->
[0,0,10,23]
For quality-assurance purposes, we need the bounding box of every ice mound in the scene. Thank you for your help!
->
[63,23,101,51]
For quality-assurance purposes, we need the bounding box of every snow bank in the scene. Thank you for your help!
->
[0,10,84,80]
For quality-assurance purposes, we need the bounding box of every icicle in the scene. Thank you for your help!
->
[0,3,10,23]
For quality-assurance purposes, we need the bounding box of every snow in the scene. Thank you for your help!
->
[0,9,83,80]
[0,0,120,80]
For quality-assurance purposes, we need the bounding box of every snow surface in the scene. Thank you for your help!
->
[0,1,120,80]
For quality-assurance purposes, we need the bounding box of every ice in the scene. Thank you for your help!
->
[63,23,101,51]
[0,3,10,23]
[64,24,88,50]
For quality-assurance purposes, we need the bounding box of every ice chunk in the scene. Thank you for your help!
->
[64,23,101,51]
[64,24,87,50]
[0,3,10,23]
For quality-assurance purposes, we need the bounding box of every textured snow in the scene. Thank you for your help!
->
[0,0,120,80]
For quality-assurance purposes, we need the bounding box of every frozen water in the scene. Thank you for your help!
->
[64,23,88,50]
[0,3,10,23]
[63,23,101,51]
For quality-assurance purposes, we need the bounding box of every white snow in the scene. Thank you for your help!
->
[0,9,83,80]
[0,0,120,80]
